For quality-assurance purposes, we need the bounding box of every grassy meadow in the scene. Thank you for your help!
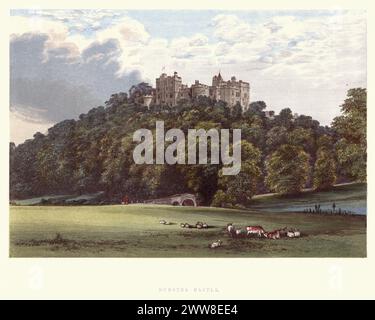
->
[10,198,366,258]
[250,183,366,214]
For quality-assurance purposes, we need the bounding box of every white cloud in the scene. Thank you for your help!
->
[211,14,258,43]
[10,15,69,38]
[9,10,367,141]
[10,15,85,60]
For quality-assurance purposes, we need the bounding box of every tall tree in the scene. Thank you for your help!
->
[213,141,261,206]
[332,88,366,182]
[313,147,337,190]
[266,144,310,195]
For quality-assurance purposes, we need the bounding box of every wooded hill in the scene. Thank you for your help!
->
[10,88,366,206]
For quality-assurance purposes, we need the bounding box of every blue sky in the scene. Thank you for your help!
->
[10,9,366,144]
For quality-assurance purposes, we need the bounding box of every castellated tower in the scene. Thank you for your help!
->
[210,73,250,110]
[155,71,182,106]
[191,80,209,98]
[153,71,250,110]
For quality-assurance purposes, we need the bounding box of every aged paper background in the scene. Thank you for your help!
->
[0,0,373,299]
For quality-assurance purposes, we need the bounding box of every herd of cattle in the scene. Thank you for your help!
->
[227,224,301,239]
[159,219,301,249]
[209,224,301,249]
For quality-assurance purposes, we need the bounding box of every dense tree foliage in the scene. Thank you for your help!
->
[332,88,367,182]
[265,144,310,195]
[212,141,262,207]
[313,146,337,191]
[10,88,366,206]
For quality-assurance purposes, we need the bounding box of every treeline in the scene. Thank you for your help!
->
[10,88,366,207]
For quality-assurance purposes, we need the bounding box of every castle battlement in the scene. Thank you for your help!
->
[135,71,250,110]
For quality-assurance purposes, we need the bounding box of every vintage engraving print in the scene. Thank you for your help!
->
[9,9,367,257]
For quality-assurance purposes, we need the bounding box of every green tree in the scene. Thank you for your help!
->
[313,147,337,190]
[10,90,340,202]
[211,189,233,208]
[316,134,334,150]
[266,126,288,152]
[266,144,310,195]
[332,88,366,182]
[246,101,267,116]
[231,102,243,120]
[213,141,261,206]
[275,108,294,129]
[287,127,314,154]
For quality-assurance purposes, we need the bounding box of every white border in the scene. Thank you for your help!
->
[0,0,373,300]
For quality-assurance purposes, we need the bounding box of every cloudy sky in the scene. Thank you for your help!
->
[10,9,366,144]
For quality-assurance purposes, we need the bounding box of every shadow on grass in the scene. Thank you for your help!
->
[15,233,129,251]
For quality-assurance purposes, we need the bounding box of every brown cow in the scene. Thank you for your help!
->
[246,226,265,238]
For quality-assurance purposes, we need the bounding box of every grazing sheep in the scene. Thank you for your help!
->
[209,240,222,249]
[180,223,186,228]
[277,227,288,237]
[165,221,171,225]
[159,220,167,224]
[202,223,208,229]
[293,230,301,237]
[196,221,203,229]
[287,231,295,238]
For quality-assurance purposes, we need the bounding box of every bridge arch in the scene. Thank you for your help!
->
[144,193,197,207]
[170,193,197,207]
[181,198,195,206]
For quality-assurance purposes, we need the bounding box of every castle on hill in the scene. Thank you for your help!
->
[129,71,250,110]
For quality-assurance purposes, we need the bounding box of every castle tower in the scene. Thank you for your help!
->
[191,80,209,98]
[155,72,182,106]
[142,95,153,109]
[210,72,250,109]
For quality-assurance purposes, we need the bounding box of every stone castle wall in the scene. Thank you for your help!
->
[151,71,250,110]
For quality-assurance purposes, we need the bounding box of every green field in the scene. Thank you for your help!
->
[10,201,366,257]
[250,183,367,215]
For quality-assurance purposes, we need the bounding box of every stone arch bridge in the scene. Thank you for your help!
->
[144,193,197,207]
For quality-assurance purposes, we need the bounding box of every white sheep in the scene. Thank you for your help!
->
[287,231,295,238]
[209,240,222,249]
[159,220,166,224]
